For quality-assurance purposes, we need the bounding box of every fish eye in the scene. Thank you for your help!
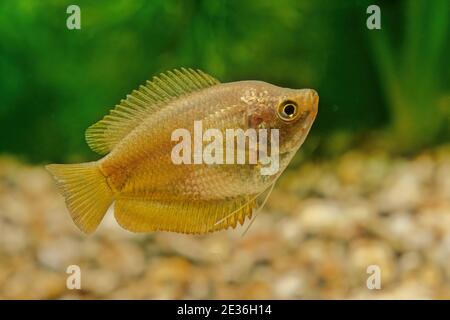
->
[277,100,299,121]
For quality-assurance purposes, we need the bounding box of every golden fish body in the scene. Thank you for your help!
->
[46,69,318,234]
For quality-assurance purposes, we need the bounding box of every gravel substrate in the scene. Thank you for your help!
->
[1,145,450,299]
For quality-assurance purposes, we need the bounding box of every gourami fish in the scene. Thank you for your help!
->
[46,68,318,234]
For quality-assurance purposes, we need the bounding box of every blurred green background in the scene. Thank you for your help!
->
[1,0,448,163]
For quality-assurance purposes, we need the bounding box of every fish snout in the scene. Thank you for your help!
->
[295,89,318,117]
[307,88,319,106]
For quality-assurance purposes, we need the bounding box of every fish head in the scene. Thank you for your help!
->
[244,83,318,156]
[274,87,318,154]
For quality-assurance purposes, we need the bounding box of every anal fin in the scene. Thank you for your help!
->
[114,196,255,234]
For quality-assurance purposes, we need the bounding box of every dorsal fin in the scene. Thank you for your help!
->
[85,68,220,155]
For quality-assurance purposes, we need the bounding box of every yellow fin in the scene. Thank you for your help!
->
[114,196,255,234]
[85,68,220,155]
[45,162,114,234]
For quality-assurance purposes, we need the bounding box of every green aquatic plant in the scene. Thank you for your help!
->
[369,0,450,151]
[0,0,448,162]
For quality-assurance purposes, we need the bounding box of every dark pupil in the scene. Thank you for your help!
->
[284,104,296,116]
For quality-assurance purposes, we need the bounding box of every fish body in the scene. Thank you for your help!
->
[47,69,318,234]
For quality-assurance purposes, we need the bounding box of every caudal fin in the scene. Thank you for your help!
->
[45,162,114,234]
